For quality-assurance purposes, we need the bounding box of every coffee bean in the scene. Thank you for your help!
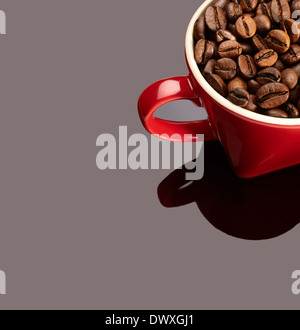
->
[228,88,250,106]
[206,73,228,97]
[256,67,281,84]
[291,0,300,13]
[240,41,254,54]
[228,76,248,92]
[215,0,231,8]
[281,68,298,89]
[289,84,300,104]
[218,40,243,58]
[244,94,259,111]
[256,82,289,108]
[240,0,258,12]
[248,79,261,93]
[226,3,243,22]
[280,44,300,64]
[254,49,278,67]
[214,58,237,79]
[215,29,237,42]
[280,19,300,43]
[194,16,206,40]
[291,63,300,78]
[238,54,257,79]
[252,34,268,51]
[282,103,299,117]
[266,29,290,53]
[205,6,227,32]
[203,59,217,75]
[273,59,285,71]
[264,108,289,117]
[254,15,272,34]
[227,23,239,37]
[195,39,215,65]
[236,15,257,38]
[256,3,273,23]
[270,0,291,23]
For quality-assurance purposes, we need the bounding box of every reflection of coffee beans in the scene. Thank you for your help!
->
[194,0,300,118]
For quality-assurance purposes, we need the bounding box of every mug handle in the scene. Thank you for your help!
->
[138,75,218,142]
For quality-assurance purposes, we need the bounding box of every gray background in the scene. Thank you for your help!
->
[0,0,299,310]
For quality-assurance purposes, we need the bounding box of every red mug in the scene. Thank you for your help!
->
[137,0,300,178]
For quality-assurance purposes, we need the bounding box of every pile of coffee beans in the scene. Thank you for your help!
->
[194,0,300,118]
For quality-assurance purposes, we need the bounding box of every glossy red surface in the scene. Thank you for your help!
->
[137,45,300,179]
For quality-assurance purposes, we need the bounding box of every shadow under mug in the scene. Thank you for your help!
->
[137,0,300,179]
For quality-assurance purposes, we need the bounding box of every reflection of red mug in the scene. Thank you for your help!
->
[137,0,300,178]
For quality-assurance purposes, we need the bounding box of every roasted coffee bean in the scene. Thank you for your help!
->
[210,41,219,58]
[244,94,259,111]
[266,29,290,53]
[254,49,278,67]
[280,44,300,64]
[281,68,298,89]
[291,62,300,78]
[273,59,285,71]
[203,59,217,75]
[226,3,243,22]
[228,76,248,92]
[237,54,257,79]
[228,23,239,37]
[236,15,257,38]
[240,41,254,54]
[194,16,206,40]
[280,19,300,43]
[256,3,273,23]
[256,67,281,84]
[228,88,250,106]
[252,34,268,51]
[215,0,231,8]
[282,103,299,117]
[291,0,300,13]
[289,84,300,103]
[215,29,237,42]
[248,79,261,93]
[214,58,237,79]
[254,15,271,34]
[256,82,289,108]
[240,0,258,12]
[243,12,256,17]
[195,39,215,65]
[218,40,242,58]
[271,0,290,23]
[206,73,228,96]
[264,108,289,117]
[205,6,227,32]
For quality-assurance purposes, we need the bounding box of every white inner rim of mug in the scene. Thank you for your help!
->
[185,0,300,126]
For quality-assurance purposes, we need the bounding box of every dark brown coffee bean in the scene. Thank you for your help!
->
[240,0,258,12]
[228,88,250,106]
[205,6,227,32]
[291,63,300,79]
[228,76,248,92]
[256,3,273,23]
[206,73,228,97]
[194,16,206,40]
[248,79,261,93]
[282,103,299,117]
[218,40,243,58]
[238,54,257,79]
[256,82,289,108]
[266,29,290,53]
[227,23,239,37]
[214,58,237,80]
[254,49,278,67]
[226,3,243,22]
[281,68,298,89]
[194,39,215,65]
[215,29,237,42]
[210,41,219,58]
[273,59,285,71]
[280,44,300,64]
[256,67,281,84]
[270,0,290,23]
[236,15,257,38]
[254,15,271,34]
[203,59,217,75]
[243,12,256,17]
[244,94,259,111]
[215,0,231,8]
[264,108,289,117]
[280,19,300,43]
[240,41,254,54]
[252,34,268,51]
[289,84,300,103]
[291,0,300,13]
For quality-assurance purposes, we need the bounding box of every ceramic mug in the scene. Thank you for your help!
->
[137,0,300,178]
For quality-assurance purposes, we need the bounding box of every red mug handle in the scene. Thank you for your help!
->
[138,75,218,142]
